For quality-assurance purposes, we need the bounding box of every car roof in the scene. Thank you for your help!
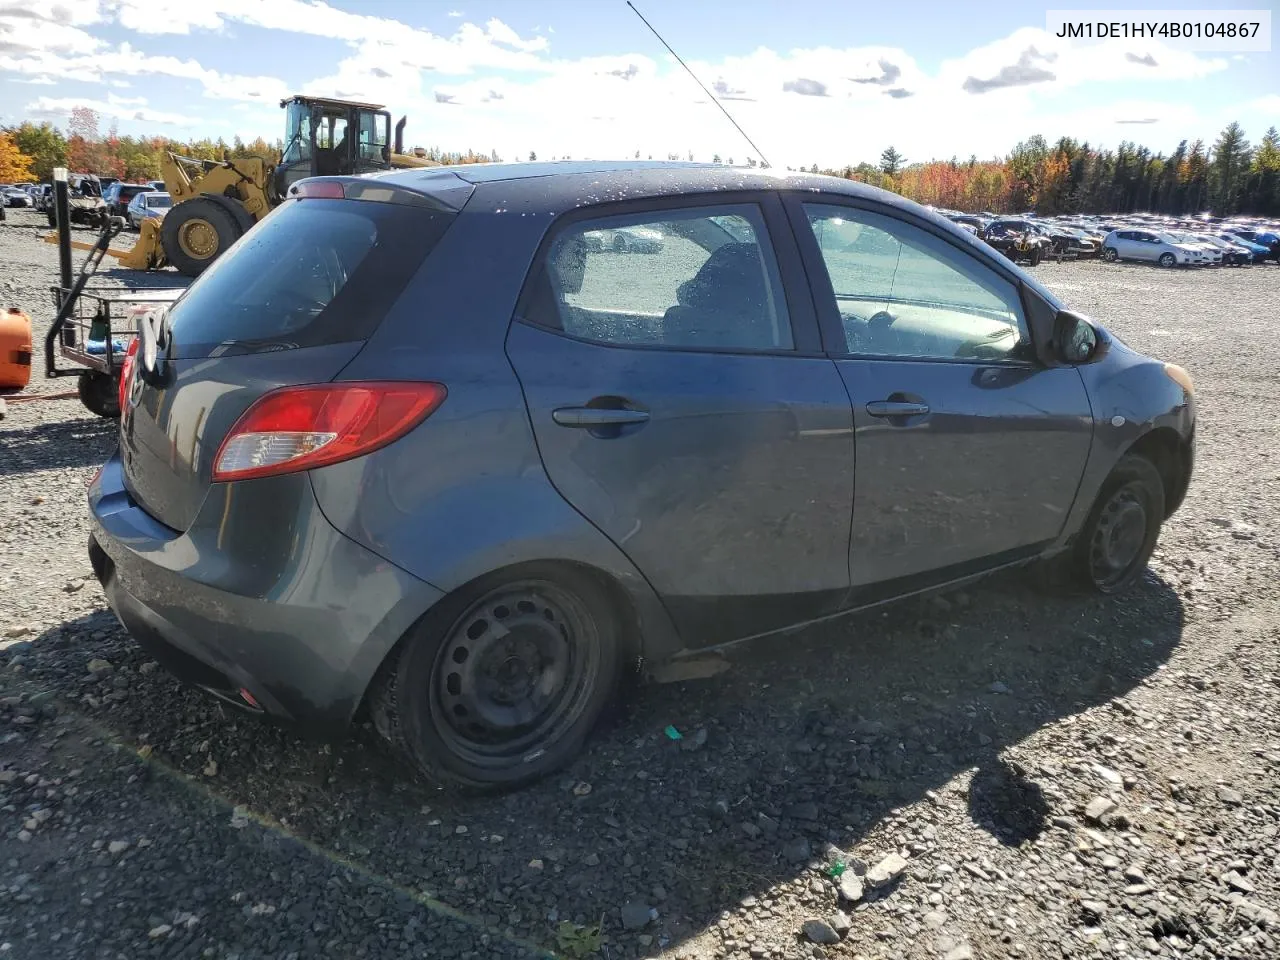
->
[367,160,919,215]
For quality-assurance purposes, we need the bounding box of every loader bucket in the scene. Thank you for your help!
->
[42,220,167,272]
[115,219,167,271]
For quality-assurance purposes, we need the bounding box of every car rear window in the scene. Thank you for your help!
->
[164,198,452,358]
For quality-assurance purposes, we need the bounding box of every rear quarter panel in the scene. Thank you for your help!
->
[309,186,686,660]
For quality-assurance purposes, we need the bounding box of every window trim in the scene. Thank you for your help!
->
[781,192,1044,367]
[512,190,824,357]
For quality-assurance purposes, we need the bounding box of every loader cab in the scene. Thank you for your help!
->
[275,95,393,198]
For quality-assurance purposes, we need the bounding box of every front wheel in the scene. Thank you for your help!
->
[161,197,244,277]
[371,567,623,790]
[1158,252,1177,267]
[1102,247,1118,262]
[1028,246,1043,266]
[1072,454,1165,594]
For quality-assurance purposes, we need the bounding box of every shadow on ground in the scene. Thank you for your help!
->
[0,414,116,476]
[12,567,1184,958]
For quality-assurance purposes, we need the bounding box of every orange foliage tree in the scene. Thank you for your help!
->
[0,132,35,182]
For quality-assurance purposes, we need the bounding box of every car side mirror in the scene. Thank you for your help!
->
[1054,309,1098,364]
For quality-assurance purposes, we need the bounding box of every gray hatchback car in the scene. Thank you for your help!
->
[89,162,1196,789]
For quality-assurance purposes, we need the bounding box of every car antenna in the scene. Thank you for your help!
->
[625,0,771,168]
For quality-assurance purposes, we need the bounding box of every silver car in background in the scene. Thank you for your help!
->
[1102,228,1212,267]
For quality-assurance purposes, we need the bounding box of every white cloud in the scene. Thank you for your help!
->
[0,3,1256,166]
[26,94,191,126]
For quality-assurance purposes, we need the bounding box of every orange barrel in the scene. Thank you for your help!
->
[1,307,34,390]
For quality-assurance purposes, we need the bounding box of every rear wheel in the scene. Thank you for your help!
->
[78,371,120,419]
[161,197,244,277]
[371,566,623,790]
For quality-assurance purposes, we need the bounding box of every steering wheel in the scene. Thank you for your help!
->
[868,310,895,329]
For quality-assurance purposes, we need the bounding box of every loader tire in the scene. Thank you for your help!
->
[161,197,243,277]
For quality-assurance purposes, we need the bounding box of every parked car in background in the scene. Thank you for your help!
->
[1218,232,1272,262]
[2,187,32,208]
[89,162,1196,790]
[946,214,989,234]
[583,224,665,253]
[1225,228,1279,261]
[1039,224,1100,258]
[1184,233,1251,266]
[149,180,166,192]
[1102,229,1207,267]
[980,219,1053,265]
[103,182,158,218]
[125,190,171,229]
[1162,232,1223,266]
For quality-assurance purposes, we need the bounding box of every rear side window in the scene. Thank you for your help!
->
[523,204,793,351]
[164,198,451,357]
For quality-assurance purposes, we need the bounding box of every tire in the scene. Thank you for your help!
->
[1158,252,1176,268]
[1070,453,1165,594]
[1102,247,1118,262]
[370,565,623,790]
[78,371,121,419]
[612,233,629,253]
[1028,246,1043,266]
[161,197,244,277]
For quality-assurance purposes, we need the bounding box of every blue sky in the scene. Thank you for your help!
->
[1,0,1275,168]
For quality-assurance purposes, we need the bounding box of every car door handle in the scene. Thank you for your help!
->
[866,400,930,418]
[552,407,651,427]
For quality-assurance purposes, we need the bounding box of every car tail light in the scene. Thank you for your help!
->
[118,338,140,412]
[212,382,446,482]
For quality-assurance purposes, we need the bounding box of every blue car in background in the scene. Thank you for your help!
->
[1219,232,1273,262]
[1227,228,1279,260]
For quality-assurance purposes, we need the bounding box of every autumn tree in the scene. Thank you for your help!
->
[6,122,67,181]
[0,132,35,182]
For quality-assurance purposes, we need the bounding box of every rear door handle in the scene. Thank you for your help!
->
[552,407,651,427]
[866,400,930,418]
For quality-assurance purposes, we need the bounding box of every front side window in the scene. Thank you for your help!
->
[804,203,1030,362]
[531,204,793,351]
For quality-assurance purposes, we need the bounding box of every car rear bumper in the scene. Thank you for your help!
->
[88,451,443,732]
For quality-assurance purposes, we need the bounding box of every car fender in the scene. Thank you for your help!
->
[1057,327,1194,543]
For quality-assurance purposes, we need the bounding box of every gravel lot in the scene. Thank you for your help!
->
[3,205,1279,960]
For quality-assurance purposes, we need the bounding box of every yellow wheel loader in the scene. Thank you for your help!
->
[48,96,438,277]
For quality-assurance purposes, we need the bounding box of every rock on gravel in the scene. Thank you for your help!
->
[801,918,841,944]
[865,853,909,887]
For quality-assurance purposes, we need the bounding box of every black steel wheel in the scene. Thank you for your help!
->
[372,567,623,790]
[77,371,120,419]
[1073,454,1165,594]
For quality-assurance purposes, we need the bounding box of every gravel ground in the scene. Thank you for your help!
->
[3,206,1280,960]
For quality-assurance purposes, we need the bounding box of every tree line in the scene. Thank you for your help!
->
[2,109,1277,218]
[819,121,1280,217]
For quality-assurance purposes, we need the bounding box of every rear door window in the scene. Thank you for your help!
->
[163,198,452,358]
[524,204,794,351]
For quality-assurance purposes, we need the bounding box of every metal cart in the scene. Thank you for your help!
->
[44,206,185,418]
